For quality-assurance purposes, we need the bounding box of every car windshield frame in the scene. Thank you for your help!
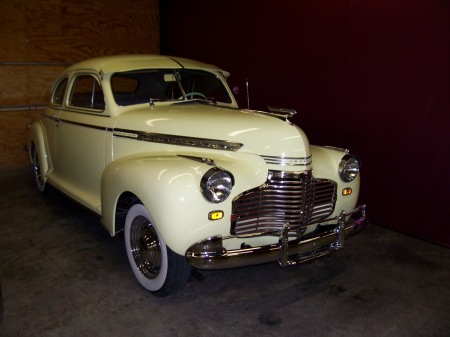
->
[111,68,233,107]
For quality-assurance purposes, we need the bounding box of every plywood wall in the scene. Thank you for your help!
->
[0,0,160,167]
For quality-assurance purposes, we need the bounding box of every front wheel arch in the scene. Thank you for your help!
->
[114,192,140,234]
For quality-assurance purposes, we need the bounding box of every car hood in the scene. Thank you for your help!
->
[114,103,310,158]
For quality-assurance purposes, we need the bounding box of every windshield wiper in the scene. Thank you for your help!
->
[172,98,216,106]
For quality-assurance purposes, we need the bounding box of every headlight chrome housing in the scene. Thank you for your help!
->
[201,167,234,203]
[339,155,360,182]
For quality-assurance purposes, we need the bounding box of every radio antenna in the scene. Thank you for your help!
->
[246,78,250,109]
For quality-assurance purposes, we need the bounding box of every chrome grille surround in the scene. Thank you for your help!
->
[231,170,337,237]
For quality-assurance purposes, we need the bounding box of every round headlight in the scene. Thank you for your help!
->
[201,168,234,203]
[339,155,360,182]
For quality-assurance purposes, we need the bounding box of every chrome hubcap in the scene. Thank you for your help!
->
[130,216,161,279]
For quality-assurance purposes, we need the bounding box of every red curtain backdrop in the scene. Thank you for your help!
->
[161,0,450,247]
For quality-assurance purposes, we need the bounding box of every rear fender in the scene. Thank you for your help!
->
[28,121,49,179]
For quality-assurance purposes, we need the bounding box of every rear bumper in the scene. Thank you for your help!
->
[186,204,367,270]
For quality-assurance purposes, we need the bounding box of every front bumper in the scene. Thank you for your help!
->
[186,204,367,270]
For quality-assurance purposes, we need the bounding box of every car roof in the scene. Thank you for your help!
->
[64,54,229,76]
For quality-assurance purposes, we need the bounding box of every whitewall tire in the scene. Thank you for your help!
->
[124,203,191,296]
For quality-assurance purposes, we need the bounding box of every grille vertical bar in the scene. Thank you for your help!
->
[231,170,336,236]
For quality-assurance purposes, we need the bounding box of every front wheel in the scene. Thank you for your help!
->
[124,204,191,296]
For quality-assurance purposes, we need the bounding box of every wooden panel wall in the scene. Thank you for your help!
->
[0,0,159,167]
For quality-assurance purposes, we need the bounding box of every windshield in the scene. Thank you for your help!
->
[111,69,232,106]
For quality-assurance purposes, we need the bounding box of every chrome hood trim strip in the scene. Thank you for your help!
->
[113,128,244,152]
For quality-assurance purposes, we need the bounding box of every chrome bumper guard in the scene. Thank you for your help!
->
[186,204,367,270]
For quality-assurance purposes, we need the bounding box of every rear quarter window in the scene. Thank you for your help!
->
[51,77,68,106]
[68,75,105,111]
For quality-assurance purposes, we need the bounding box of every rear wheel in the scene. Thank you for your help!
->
[124,204,191,296]
[32,149,47,193]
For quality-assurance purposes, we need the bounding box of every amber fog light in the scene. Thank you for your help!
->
[208,210,224,220]
[342,188,353,196]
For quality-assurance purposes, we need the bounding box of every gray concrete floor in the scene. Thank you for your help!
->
[1,167,449,337]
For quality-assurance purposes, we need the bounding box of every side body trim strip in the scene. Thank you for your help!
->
[45,115,243,152]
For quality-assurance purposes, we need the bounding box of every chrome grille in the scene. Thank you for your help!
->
[261,155,312,166]
[231,170,336,236]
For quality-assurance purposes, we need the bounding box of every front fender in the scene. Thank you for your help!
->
[310,145,361,215]
[101,152,268,255]
[28,120,49,179]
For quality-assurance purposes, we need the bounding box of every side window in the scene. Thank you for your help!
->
[51,77,68,106]
[69,75,105,111]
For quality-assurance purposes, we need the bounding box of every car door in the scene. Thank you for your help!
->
[44,76,68,169]
[54,73,109,212]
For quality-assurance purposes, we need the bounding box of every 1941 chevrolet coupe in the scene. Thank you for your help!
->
[29,55,367,296]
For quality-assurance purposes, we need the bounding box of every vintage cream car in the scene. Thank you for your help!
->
[29,55,367,296]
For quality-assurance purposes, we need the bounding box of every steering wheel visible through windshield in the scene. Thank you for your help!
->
[111,69,232,106]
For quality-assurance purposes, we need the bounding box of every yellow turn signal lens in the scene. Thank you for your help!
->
[208,210,224,221]
[342,188,353,196]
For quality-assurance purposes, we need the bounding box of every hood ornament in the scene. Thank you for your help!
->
[266,106,297,121]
